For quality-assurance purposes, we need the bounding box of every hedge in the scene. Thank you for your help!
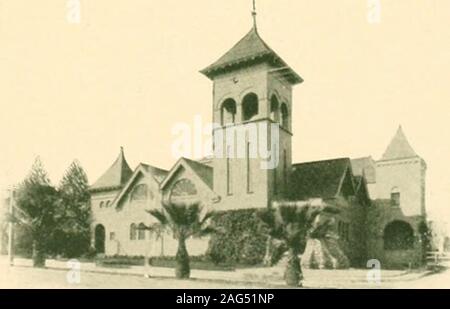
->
[207,208,267,266]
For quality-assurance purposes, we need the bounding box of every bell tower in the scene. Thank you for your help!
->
[200,8,303,210]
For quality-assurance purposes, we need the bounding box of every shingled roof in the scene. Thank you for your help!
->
[200,27,302,84]
[381,126,418,161]
[351,157,376,184]
[90,147,133,192]
[290,158,354,200]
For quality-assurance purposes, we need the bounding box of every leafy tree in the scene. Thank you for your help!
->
[147,202,215,279]
[12,157,59,267]
[55,160,91,257]
[257,202,337,287]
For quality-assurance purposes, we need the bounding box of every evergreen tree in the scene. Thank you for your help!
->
[13,157,59,267]
[55,160,92,258]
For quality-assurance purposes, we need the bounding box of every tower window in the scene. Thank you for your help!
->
[270,95,280,123]
[221,99,237,126]
[281,103,289,129]
[391,187,400,207]
[242,93,259,121]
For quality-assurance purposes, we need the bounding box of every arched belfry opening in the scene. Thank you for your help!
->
[221,99,237,125]
[242,93,259,121]
[281,103,289,129]
[270,95,280,122]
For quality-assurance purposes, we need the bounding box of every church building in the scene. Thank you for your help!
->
[89,11,427,269]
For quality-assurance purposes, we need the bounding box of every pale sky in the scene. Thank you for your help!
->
[0,1,449,223]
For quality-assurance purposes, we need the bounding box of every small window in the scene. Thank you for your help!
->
[130,223,137,240]
[110,232,115,241]
[391,187,400,207]
[138,223,146,240]
[99,201,104,208]
[105,201,110,208]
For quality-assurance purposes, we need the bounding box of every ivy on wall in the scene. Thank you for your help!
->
[207,209,267,266]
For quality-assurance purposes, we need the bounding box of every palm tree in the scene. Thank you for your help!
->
[257,202,338,287]
[147,202,215,279]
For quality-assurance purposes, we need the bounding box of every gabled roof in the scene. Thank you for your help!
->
[290,158,355,200]
[200,27,303,85]
[90,147,133,192]
[381,126,418,161]
[140,163,169,183]
[351,156,376,183]
[112,163,168,207]
[160,158,213,191]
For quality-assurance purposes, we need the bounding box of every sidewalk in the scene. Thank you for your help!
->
[7,257,433,288]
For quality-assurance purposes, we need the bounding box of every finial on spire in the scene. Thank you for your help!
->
[252,0,257,30]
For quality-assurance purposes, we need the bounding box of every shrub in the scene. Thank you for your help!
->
[207,209,266,266]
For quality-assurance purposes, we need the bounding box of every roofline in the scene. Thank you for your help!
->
[293,157,351,167]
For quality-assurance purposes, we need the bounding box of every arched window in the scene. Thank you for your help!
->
[130,223,137,240]
[138,223,146,240]
[171,179,198,197]
[170,179,198,203]
[270,95,280,122]
[384,221,414,250]
[99,201,104,208]
[391,187,400,207]
[221,99,236,125]
[242,93,259,121]
[131,184,149,202]
[281,103,289,129]
[105,201,110,208]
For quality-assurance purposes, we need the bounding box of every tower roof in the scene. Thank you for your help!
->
[90,147,133,192]
[381,126,418,161]
[200,27,302,85]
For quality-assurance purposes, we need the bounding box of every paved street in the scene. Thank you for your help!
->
[0,263,268,289]
[1,256,449,288]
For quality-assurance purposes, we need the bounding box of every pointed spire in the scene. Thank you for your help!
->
[381,126,418,161]
[90,147,133,191]
[252,0,258,31]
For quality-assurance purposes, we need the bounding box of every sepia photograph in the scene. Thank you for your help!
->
[1,0,450,296]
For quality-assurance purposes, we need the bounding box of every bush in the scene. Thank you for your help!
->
[207,209,267,266]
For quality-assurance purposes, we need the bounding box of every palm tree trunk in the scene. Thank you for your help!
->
[175,237,190,279]
[263,236,273,266]
[284,249,303,287]
[32,240,46,268]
